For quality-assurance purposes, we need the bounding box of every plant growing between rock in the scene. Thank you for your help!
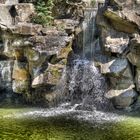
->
[32,0,54,26]
[91,0,96,6]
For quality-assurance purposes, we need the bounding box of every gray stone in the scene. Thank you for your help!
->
[104,8,140,33]
[12,80,30,94]
[0,3,34,26]
[135,68,140,91]
[134,96,140,110]
[12,60,29,81]
[109,66,134,90]
[100,27,129,54]
[24,47,47,79]
[10,23,42,35]
[127,36,140,67]
[136,0,140,4]
[106,86,137,109]
[12,39,32,48]
[100,57,128,76]
[0,0,18,4]
[109,0,135,9]
[29,29,70,55]
[3,38,15,58]
[0,5,13,25]
[127,52,140,67]
[32,64,64,88]
[15,4,35,23]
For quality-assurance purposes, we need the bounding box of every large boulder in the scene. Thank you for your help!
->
[96,8,130,54]
[24,46,47,79]
[127,53,140,67]
[109,66,134,90]
[12,60,29,81]
[12,80,30,94]
[104,8,140,33]
[108,0,135,9]
[99,57,128,76]
[0,3,34,25]
[127,35,140,67]
[108,0,140,10]
[0,5,13,25]
[1,34,32,59]
[9,23,42,35]
[106,85,137,109]
[135,68,140,91]
[29,30,70,55]
[25,29,72,79]
[15,4,35,23]
[0,0,18,4]
[3,37,15,58]
[100,26,129,54]
[32,64,64,88]
[12,60,30,95]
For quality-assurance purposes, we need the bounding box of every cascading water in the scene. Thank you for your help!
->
[67,58,111,111]
[65,6,112,112]
[82,8,97,58]
[3,1,122,124]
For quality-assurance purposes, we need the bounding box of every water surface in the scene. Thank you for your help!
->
[0,107,140,140]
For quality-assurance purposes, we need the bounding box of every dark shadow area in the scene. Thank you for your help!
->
[9,5,18,25]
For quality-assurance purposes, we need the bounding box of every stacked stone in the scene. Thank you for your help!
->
[0,0,36,99]
[96,0,140,109]
[0,0,73,105]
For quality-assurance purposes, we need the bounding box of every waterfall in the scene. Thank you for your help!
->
[64,6,113,111]
[82,8,98,59]
[67,59,111,111]
[39,3,113,112]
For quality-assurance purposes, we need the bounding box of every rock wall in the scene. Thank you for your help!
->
[95,0,140,109]
[0,0,139,110]
[0,0,81,106]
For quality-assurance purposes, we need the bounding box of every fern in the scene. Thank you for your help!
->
[32,0,54,26]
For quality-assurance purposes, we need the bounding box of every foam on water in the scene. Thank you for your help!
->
[3,102,123,124]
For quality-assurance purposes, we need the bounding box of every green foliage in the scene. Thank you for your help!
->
[32,0,54,26]
[91,0,96,6]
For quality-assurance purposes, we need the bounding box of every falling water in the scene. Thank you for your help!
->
[65,3,113,112]
[67,58,112,111]
[82,8,98,58]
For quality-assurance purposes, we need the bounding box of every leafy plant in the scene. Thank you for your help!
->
[91,0,96,6]
[32,0,54,26]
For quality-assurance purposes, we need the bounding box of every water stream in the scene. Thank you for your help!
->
[64,6,112,112]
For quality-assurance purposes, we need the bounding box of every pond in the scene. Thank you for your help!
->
[0,107,140,140]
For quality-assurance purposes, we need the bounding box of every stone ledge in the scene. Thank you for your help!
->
[0,3,34,25]
[0,23,42,35]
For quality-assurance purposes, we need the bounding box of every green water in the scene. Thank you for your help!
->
[0,108,140,140]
